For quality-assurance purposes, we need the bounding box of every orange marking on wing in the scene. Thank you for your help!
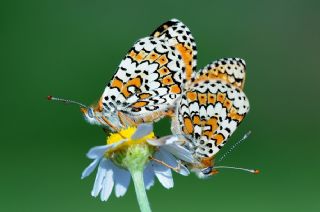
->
[111,78,123,90]
[193,115,201,125]
[195,75,206,82]
[217,92,226,103]
[162,75,174,85]
[209,72,218,79]
[132,101,148,108]
[198,93,207,105]
[228,107,244,122]
[175,43,193,80]
[158,66,170,76]
[139,93,152,99]
[236,81,243,89]
[186,91,197,101]
[129,77,142,87]
[122,77,142,98]
[156,54,169,66]
[223,98,233,111]
[213,134,225,146]
[183,117,193,134]
[129,50,137,58]
[208,93,216,104]
[134,51,147,62]
[146,52,160,62]
[195,70,231,85]
[170,84,181,94]
[217,73,229,82]
[153,31,160,37]
[229,76,235,83]
[206,69,242,88]
[203,117,218,138]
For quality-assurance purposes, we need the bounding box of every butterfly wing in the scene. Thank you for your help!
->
[151,19,197,80]
[101,19,197,125]
[192,58,246,89]
[174,58,249,159]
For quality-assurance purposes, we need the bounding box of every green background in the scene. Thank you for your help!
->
[1,0,320,211]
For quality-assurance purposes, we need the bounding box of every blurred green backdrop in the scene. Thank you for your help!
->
[1,0,320,211]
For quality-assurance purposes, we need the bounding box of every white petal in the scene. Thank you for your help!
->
[159,149,190,176]
[177,164,190,176]
[146,135,176,146]
[159,149,178,167]
[131,123,153,140]
[143,163,155,190]
[161,136,180,145]
[86,140,126,159]
[81,158,100,179]
[158,149,190,176]
[86,145,112,159]
[162,143,194,163]
[147,135,187,146]
[146,139,161,146]
[112,163,131,197]
[152,152,174,189]
[91,160,107,197]
[100,160,114,202]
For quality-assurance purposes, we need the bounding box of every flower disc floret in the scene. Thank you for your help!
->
[106,127,155,151]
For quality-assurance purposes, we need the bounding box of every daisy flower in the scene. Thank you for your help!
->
[81,124,194,212]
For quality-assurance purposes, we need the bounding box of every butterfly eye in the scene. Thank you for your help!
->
[87,108,94,118]
[201,167,213,175]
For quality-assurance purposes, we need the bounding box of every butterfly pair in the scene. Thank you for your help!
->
[54,19,250,177]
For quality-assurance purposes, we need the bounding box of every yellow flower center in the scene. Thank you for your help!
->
[107,126,155,151]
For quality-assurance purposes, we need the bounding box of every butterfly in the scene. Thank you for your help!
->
[171,57,251,178]
[48,19,197,132]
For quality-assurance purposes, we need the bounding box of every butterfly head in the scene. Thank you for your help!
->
[81,107,103,126]
[48,95,105,126]
[200,166,219,177]
[191,166,219,179]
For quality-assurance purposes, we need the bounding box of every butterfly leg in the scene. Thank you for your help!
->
[149,156,182,173]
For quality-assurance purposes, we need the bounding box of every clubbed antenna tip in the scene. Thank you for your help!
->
[253,169,260,174]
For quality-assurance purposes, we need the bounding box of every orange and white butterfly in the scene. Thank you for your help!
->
[171,57,251,178]
[49,19,197,132]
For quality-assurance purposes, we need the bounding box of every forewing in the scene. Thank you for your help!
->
[151,19,197,81]
[175,79,249,158]
[101,36,185,123]
[101,19,197,125]
[193,58,246,89]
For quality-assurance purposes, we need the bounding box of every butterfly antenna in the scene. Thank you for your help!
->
[218,131,251,163]
[47,95,87,108]
[214,165,260,174]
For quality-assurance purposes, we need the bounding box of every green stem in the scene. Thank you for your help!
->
[121,144,153,212]
[130,170,152,212]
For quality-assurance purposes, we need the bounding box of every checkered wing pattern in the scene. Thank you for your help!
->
[101,19,197,125]
[175,58,249,159]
